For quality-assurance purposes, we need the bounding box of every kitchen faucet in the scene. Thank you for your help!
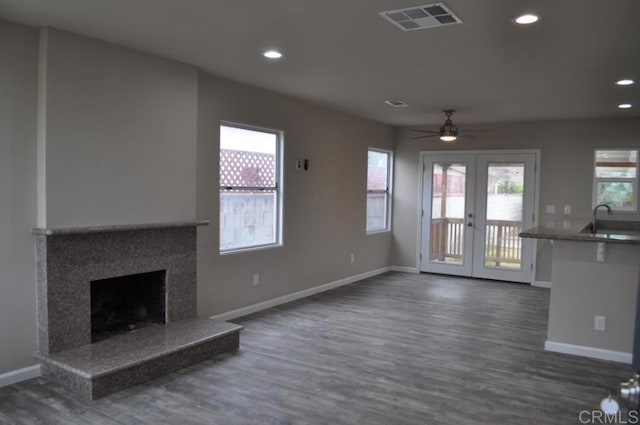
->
[592,203,613,234]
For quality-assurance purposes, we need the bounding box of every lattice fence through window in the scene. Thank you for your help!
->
[220,149,276,188]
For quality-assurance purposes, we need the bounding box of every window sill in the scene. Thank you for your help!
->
[220,243,283,256]
[366,229,391,235]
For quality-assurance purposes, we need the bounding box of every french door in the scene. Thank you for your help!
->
[420,151,537,283]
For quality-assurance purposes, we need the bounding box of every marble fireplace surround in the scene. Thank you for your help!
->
[33,221,209,355]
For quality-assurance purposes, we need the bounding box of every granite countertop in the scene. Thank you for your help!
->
[520,218,640,244]
[32,220,210,235]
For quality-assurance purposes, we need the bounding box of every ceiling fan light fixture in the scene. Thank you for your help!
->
[439,109,458,141]
[440,130,457,142]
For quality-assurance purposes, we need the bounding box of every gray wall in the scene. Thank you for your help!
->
[0,23,394,375]
[392,117,640,281]
[39,28,198,228]
[0,21,39,374]
[196,72,394,316]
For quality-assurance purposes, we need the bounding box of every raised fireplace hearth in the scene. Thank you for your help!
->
[33,221,242,399]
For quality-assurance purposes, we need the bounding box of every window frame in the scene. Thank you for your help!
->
[219,121,284,254]
[366,148,393,234]
[592,148,639,212]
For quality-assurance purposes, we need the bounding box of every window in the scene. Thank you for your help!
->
[593,149,638,211]
[219,123,282,252]
[367,149,392,232]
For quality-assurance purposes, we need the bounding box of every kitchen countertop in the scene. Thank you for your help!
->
[520,218,640,244]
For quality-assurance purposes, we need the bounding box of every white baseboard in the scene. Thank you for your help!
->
[532,281,552,288]
[0,364,41,388]
[210,267,391,322]
[390,266,419,274]
[545,340,632,364]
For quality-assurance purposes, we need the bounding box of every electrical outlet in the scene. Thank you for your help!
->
[594,315,606,331]
[296,160,302,170]
[564,205,571,215]
[597,242,606,262]
[350,253,355,264]
[252,272,260,286]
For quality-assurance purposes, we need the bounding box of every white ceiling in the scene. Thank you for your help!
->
[1,0,639,126]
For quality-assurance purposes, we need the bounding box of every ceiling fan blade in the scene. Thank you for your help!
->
[412,134,439,139]
[462,128,491,132]
[458,134,479,140]
[411,129,440,134]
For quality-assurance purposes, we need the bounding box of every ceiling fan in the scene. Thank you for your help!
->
[412,109,488,142]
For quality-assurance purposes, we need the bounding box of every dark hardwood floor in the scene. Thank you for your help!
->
[0,272,631,424]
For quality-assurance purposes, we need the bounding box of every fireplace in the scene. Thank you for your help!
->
[33,222,204,355]
[90,270,167,343]
[33,221,243,400]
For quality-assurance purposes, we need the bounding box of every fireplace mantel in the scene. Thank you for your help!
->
[32,220,209,235]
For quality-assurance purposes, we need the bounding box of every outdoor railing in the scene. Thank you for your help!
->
[430,218,522,266]
[483,219,522,266]
[430,218,464,262]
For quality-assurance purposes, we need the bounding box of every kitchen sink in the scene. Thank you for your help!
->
[580,220,640,239]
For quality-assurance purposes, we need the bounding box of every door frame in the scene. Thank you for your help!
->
[415,149,541,284]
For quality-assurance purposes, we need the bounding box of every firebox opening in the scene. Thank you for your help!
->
[90,270,167,343]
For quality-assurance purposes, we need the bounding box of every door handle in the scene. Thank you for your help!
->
[467,222,473,227]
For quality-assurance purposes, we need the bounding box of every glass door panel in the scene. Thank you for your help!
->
[472,153,535,282]
[421,154,476,277]
[430,163,467,265]
[483,163,525,270]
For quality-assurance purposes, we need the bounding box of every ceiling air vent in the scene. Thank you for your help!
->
[380,2,462,31]
[385,99,410,107]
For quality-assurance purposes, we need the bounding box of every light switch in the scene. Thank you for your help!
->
[564,205,571,215]
[545,205,556,214]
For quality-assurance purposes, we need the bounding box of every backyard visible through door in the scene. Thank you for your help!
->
[420,152,537,283]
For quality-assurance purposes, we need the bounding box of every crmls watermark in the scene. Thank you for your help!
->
[579,410,639,424]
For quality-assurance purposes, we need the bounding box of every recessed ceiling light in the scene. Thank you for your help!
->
[263,50,283,59]
[616,79,635,86]
[618,103,633,109]
[514,14,539,25]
